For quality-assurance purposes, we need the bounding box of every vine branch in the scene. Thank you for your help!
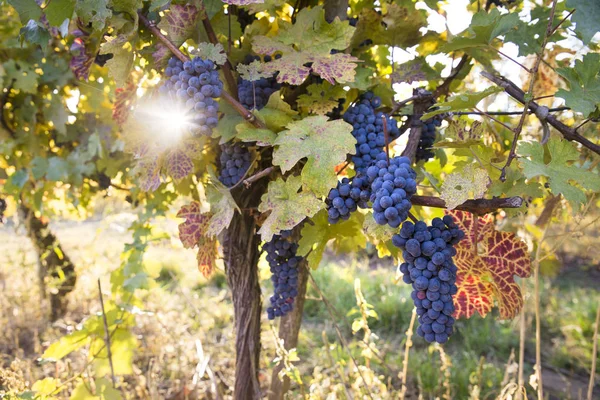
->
[137,12,266,129]
[411,195,523,215]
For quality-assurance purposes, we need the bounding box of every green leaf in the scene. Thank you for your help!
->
[504,6,568,57]
[100,34,135,88]
[91,329,137,376]
[565,0,600,44]
[297,210,366,269]
[382,2,427,48]
[75,0,112,31]
[556,53,600,117]
[42,330,89,360]
[440,164,490,210]
[19,20,50,51]
[258,176,325,241]
[363,216,399,258]
[278,6,355,53]
[422,87,503,120]
[44,0,75,26]
[236,123,277,146]
[3,59,38,93]
[206,184,239,236]
[213,100,244,143]
[7,0,42,25]
[442,9,519,52]
[46,157,70,181]
[31,157,49,180]
[518,138,600,206]
[273,116,356,196]
[488,167,543,199]
[45,97,69,136]
[258,91,298,132]
[70,378,122,400]
[192,42,227,65]
[7,169,29,190]
[297,82,346,115]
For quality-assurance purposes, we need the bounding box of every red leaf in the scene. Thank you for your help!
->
[449,210,531,320]
[113,80,137,126]
[177,202,217,277]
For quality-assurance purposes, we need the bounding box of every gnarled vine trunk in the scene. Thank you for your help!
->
[18,204,76,321]
[222,183,266,400]
[268,260,309,400]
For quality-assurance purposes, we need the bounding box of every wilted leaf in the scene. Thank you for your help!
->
[193,42,227,65]
[440,164,489,210]
[297,82,346,115]
[258,176,324,241]
[177,201,217,276]
[273,116,356,196]
[237,60,270,81]
[206,184,239,236]
[435,119,483,148]
[451,210,531,319]
[112,80,137,126]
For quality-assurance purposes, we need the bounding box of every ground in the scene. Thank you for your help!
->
[0,208,598,399]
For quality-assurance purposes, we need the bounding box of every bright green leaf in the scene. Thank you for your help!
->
[422,87,503,120]
[442,9,519,52]
[556,53,600,117]
[7,0,41,24]
[44,0,75,26]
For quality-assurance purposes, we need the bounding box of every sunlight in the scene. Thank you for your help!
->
[132,99,196,147]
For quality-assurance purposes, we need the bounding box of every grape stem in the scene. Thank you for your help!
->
[407,211,418,223]
[137,12,266,129]
[243,166,275,188]
[411,195,523,215]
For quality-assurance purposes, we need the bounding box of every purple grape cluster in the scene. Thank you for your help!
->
[218,142,252,187]
[159,56,223,136]
[416,118,441,162]
[342,92,401,173]
[326,174,371,224]
[392,216,465,344]
[367,155,417,228]
[264,231,302,320]
[238,77,280,110]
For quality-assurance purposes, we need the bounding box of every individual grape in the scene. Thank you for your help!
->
[264,233,303,320]
[159,56,223,136]
[218,142,252,187]
[392,216,465,344]
[342,92,402,173]
[416,117,441,162]
[369,155,417,228]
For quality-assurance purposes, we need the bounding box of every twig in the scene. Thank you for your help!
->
[481,71,600,156]
[411,195,523,214]
[137,12,264,129]
[401,88,434,163]
[391,95,418,114]
[399,309,417,400]
[392,107,570,117]
[498,0,559,182]
[588,303,600,400]
[433,54,470,99]
[243,166,275,188]
[336,161,350,176]
[97,279,117,388]
[550,9,575,36]
[575,119,591,132]
[491,47,531,72]
[475,107,515,131]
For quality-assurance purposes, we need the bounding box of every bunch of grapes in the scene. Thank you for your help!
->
[264,231,303,320]
[416,118,441,162]
[392,216,465,343]
[326,174,371,224]
[238,77,281,110]
[159,56,223,136]
[342,92,401,173]
[218,142,252,187]
[367,155,417,228]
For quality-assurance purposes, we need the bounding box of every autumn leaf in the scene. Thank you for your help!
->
[435,119,483,148]
[440,164,489,210]
[297,82,346,115]
[450,210,531,320]
[273,116,356,196]
[258,176,325,241]
[177,201,217,277]
[112,80,137,126]
[153,4,200,67]
[192,42,227,65]
[237,60,270,81]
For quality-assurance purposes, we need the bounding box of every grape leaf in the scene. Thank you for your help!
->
[277,6,354,54]
[112,80,137,126]
[556,53,600,117]
[435,119,483,148]
[297,82,346,115]
[311,53,361,85]
[3,59,38,93]
[350,8,386,48]
[391,59,431,84]
[565,0,600,44]
[19,20,50,51]
[297,210,366,269]
[451,210,531,320]
[7,0,42,25]
[235,122,277,146]
[192,42,227,65]
[135,155,162,192]
[177,201,217,277]
[258,176,325,241]
[44,96,69,136]
[75,0,112,31]
[237,60,270,81]
[422,87,503,120]
[382,2,427,48]
[71,377,122,400]
[258,92,298,131]
[153,4,200,67]
[100,34,135,88]
[363,215,399,258]
[273,116,356,196]
[442,9,519,52]
[488,167,543,199]
[44,0,75,26]
[206,184,239,236]
[518,138,600,206]
[440,164,489,210]
[504,6,568,57]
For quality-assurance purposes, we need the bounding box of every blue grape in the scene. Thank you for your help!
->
[159,56,223,136]
[264,232,303,320]
[391,215,465,344]
[416,117,442,162]
[238,76,281,110]
[218,142,252,187]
